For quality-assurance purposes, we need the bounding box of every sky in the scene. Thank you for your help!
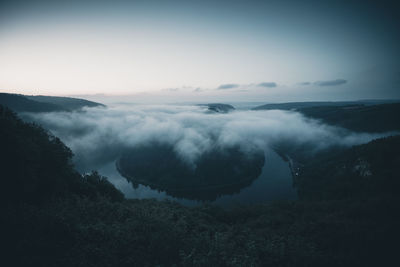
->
[0,0,399,102]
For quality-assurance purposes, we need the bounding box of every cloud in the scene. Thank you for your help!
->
[298,82,311,86]
[315,79,347,86]
[23,104,390,172]
[258,82,277,88]
[217,84,239,89]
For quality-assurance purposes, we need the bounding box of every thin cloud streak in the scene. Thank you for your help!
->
[218,84,239,90]
[298,82,311,86]
[258,82,277,88]
[315,79,347,86]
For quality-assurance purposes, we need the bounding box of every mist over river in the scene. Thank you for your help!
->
[21,102,389,205]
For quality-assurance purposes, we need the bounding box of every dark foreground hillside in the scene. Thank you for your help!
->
[298,135,400,200]
[1,105,399,267]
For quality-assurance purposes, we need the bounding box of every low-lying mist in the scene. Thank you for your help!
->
[23,104,391,171]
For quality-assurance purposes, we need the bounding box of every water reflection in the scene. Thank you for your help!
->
[117,143,265,201]
[95,147,296,206]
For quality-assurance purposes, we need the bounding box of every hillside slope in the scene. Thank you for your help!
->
[298,103,400,132]
[298,135,400,200]
[254,101,400,133]
[26,95,105,110]
[252,99,400,111]
[0,93,104,113]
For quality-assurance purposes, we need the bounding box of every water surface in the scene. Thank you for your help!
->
[95,147,297,206]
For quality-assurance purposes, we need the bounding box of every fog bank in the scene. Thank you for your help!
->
[23,104,392,171]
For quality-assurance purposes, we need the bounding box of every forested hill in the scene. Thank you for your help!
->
[198,103,235,113]
[298,135,400,201]
[252,99,400,111]
[254,101,400,133]
[0,105,123,205]
[0,93,104,112]
[298,103,400,132]
[1,104,399,266]
[26,95,105,110]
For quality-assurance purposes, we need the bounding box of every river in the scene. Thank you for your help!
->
[94,147,297,206]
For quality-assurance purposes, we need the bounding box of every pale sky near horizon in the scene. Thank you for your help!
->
[0,0,399,101]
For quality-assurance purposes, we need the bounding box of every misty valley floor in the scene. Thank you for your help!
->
[1,101,400,266]
[19,101,395,204]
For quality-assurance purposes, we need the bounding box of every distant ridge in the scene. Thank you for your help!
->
[199,103,235,113]
[253,100,400,133]
[252,99,400,111]
[0,93,105,113]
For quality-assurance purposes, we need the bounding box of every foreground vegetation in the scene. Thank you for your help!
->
[1,105,399,266]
